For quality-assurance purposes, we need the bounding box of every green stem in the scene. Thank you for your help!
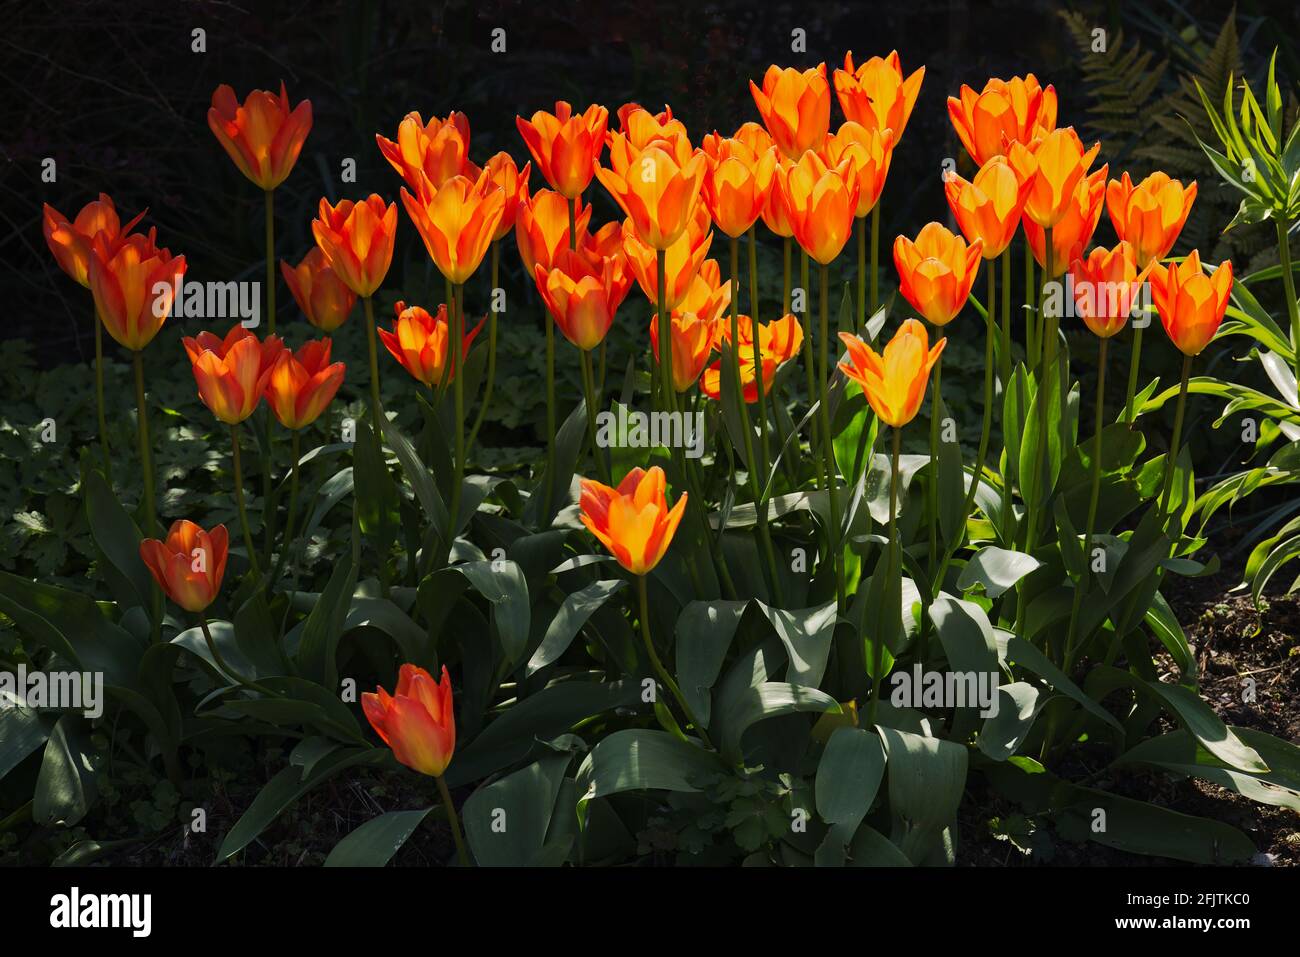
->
[657,249,675,414]
[999,247,1012,389]
[782,237,791,315]
[362,296,384,438]
[870,201,881,328]
[1063,337,1109,673]
[580,348,610,483]
[1277,219,1300,386]
[927,339,944,571]
[435,773,470,866]
[93,310,112,480]
[134,350,161,642]
[638,575,714,749]
[466,241,499,453]
[799,250,822,489]
[820,263,845,611]
[1159,354,1193,522]
[264,189,276,336]
[272,430,302,581]
[200,616,276,696]
[1124,324,1145,426]
[448,284,466,541]
[856,214,866,333]
[1024,239,1037,367]
[868,428,901,725]
[748,227,770,476]
[230,423,262,581]
[1023,227,1053,554]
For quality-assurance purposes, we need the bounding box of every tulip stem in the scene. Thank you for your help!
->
[200,616,275,697]
[264,189,276,336]
[999,248,1012,390]
[230,424,262,581]
[867,428,902,726]
[799,250,822,490]
[748,227,771,477]
[870,201,881,328]
[1063,337,1109,674]
[580,348,610,483]
[449,284,466,544]
[1023,227,1053,558]
[656,249,675,414]
[927,340,944,572]
[637,575,714,749]
[134,350,161,643]
[782,237,791,315]
[466,241,499,454]
[1277,219,1300,386]
[93,311,112,481]
[273,429,302,582]
[434,773,470,866]
[1123,324,1144,426]
[362,296,384,439]
[1024,238,1036,368]
[1158,354,1193,524]
[933,261,997,597]
[857,216,866,334]
[820,263,845,612]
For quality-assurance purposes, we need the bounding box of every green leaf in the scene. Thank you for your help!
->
[675,600,748,727]
[33,715,99,827]
[324,808,435,867]
[83,468,153,612]
[978,682,1048,761]
[1116,729,1300,812]
[463,738,579,866]
[877,726,967,864]
[0,703,55,781]
[455,560,530,670]
[957,547,1043,599]
[294,549,358,689]
[717,682,840,764]
[574,729,722,826]
[527,579,626,676]
[815,727,886,836]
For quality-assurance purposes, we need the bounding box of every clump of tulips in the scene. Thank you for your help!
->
[33,42,1300,870]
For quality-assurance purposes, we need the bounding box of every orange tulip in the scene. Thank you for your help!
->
[700,131,778,237]
[362,664,456,778]
[1021,127,1102,229]
[375,111,471,191]
[701,312,804,403]
[139,519,229,613]
[264,338,345,429]
[1069,241,1152,339]
[280,248,357,332]
[677,259,733,325]
[776,151,861,265]
[1150,251,1233,357]
[838,319,946,428]
[834,51,925,142]
[622,204,713,309]
[311,195,397,298]
[516,101,609,199]
[482,152,532,241]
[1105,171,1198,268]
[762,156,797,238]
[208,82,312,191]
[379,301,483,387]
[401,172,505,285]
[579,466,687,576]
[1023,165,1108,277]
[943,146,1034,259]
[821,122,895,218]
[43,194,146,288]
[609,105,693,173]
[533,248,632,351]
[749,63,831,161]
[595,145,707,250]
[892,223,983,326]
[516,187,593,276]
[183,325,285,425]
[87,229,187,351]
[947,74,1057,166]
[649,310,717,392]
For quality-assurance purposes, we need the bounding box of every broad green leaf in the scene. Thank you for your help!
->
[527,579,626,676]
[957,547,1042,599]
[324,808,435,867]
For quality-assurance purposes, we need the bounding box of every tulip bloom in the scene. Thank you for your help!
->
[595,145,707,250]
[379,301,483,387]
[400,172,506,285]
[834,51,924,142]
[1105,171,1198,268]
[1070,241,1152,339]
[701,313,804,402]
[280,248,357,332]
[622,205,713,310]
[838,319,946,428]
[649,310,717,392]
[363,664,457,778]
[776,151,862,265]
[608,107,694,174]
[183,326,285,425]
[579,466,687,576]
[264,338,345,430]
[139,520,229,613]
[948,74,1058,166]
[700,132,778,237]
[533,249,631,351]
[311,195,397,298]
[749,63,831,161]
[207,83,312,191]
[482,152,532,241]
[376,112,471,191]
[1150,251,1233,357]
[943,147,1034,258]
[1023,166,1108,277]
[677,259,733,325]
[516,101,609,199]
[87,230,187,351]
[1021,127,1102,229]
[821,122,895,218]
[892,223,983,326]
[43,194,146,288]
[516,187,593,276]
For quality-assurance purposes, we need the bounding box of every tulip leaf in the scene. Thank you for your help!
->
[716,681,840,764]
[454,559,530,670]
[463,736,582,866]
[978,682,1049,761]
[324,807,435,867]
[574,729,723,826]
[82,466,153,613]
[0,703,56,782]
[294,549,358,690]
[815,726,886,834]
[527,579,626,676]
[877,726,967,864]
[33,714,100,828]
[675,600,748,727]
[957,546,1043,599]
